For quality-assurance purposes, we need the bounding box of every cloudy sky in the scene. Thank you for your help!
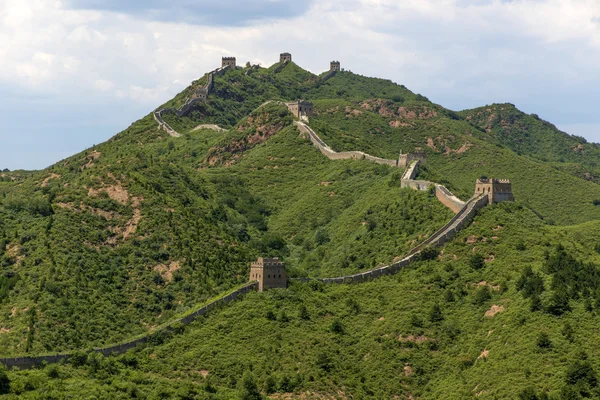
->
[2,0,600,170]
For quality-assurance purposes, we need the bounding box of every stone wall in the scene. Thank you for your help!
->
[296,121,398,167]
[273,60,289,74]
[435,185,466,213]
[0,282,258,369]
[292,194,488,287]
[153,65,230,136]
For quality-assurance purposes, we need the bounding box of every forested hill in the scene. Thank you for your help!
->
[460,103,600,183]
[2,60,600,398]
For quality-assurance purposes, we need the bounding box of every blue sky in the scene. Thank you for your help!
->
[2,0,600,170]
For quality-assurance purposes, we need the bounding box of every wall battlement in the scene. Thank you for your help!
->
[222,57,236,68]
[330,61,340,71]
[286,100,313,119]
[280,52,292,63]
[475,178,514,203]
[250,257,287,291]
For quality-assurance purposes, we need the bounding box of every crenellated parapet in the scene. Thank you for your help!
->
[475,178,514,203]
[280,52,292,63]
[222,57,236,68]
[250,257,287,291]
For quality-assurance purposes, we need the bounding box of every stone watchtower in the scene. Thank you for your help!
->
[285,100,313,119]
[280,52,292,63]
[330,61,340,72]
[222,57,236,68]
[475,178,514,203]
[250,257,287,292]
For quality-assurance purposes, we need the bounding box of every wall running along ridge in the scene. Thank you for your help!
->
[298,120,466,215]
[296,121,398,167]
[153,65,230,137]
[0,282,258,369]
[292,120,488,284]
[3,71,493,369]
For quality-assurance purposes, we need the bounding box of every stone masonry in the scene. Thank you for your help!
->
[330,61,340,71]
[475,178,514,203]
[280,52,292,63]
[250,257,287,291]
[222,57,236,68]
[398,151,427,168]
[286,100,313,119]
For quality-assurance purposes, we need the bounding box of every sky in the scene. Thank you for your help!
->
[2,0,600,170]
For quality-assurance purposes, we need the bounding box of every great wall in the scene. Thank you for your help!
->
[0,54,512,369]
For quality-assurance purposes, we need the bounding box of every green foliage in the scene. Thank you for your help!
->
[6,57,600,399]
[536,332,552,349]
[469,254,485,270]
[238,370,262,400]
[0,366,9,394]
[429,303,444,323]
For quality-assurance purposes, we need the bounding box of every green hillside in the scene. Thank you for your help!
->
[5,205,600,399]
[2,61,600,399]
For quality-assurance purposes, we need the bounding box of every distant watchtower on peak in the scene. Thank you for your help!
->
[280,52,292,63]
[330,61,340,72]
[222,57,236,68]
[475,178,514,203]
[250,257,287,292]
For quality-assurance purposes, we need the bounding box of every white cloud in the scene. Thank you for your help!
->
[0,0,599,154]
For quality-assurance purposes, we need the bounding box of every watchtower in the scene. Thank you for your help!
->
[285,100,313,119]
[250,257,287,292]
[195,87,208,103]
[330,61,340,72]
[475,178,514,203]
[222,57,236,68]
[280,52,292,63]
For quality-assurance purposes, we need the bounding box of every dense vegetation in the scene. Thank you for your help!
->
[2,60,600,398]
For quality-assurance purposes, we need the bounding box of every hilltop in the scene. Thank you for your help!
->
[2,55,600,398]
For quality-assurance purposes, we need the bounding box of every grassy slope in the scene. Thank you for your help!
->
[0,102,450,356]
[3,62,600,398]
[6,204,600,399]
[460,103,600,183]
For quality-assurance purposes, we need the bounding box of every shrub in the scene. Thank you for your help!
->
[536,332,552,349]
[473,286,491,306]
[546,290,571,316]
[518,387,540,400]
[429,304,444,323]
[469,254,485,270]
[316,352,333,372]
[0,367,9,395]
[238,370,261,400]
[565,357,597,396]
[265,310,276,321]
[330,319,344,334]
[298,305,310,320]
[418,247,439,261]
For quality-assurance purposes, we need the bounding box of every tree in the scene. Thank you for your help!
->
[536,332,552,349]
[0,367,9,395]
[298,305,310,320]
[330,319,344,334]
[474,286,491,306]
[469,254,486,270]
[429,304,444,323]
[238,370,262,400]
[546,290,571,316]
[530,294,543,312]
[518,387,539,400]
